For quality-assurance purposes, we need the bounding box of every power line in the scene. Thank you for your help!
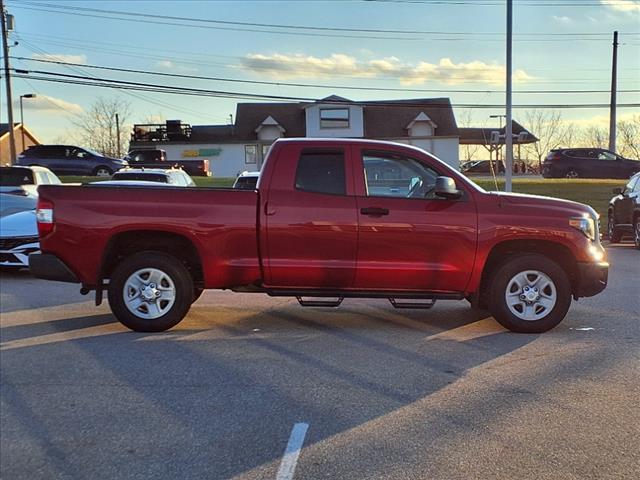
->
[14,56,640,96]
[15,39,216,121]
[13,0,640,36]
[8,2,640,42]
[16,31,640,72]
[13,69,640,109]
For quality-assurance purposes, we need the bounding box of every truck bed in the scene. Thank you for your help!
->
[37,184,261,288]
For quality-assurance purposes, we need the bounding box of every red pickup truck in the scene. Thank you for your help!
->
[30,138,608,333]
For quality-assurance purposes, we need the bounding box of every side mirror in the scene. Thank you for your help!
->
[612,187,623,195]
[434,176,463,200]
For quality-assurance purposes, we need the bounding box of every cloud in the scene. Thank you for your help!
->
[32,53,87,64]
[240,53,533,85]
[17,95,83,115]
[552,15,573,24]
[155,60,198,73]
[600,0,640,12]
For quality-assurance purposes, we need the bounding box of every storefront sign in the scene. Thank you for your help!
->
[183,148,222,158]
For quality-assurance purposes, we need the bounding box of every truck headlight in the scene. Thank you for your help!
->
[570,216,596,241]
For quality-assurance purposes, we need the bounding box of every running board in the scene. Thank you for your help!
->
[267,289,463,300]
[389,298,436,309]
[296,297,344,308]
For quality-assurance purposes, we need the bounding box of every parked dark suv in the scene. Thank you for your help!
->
[17,145,128,176]
[607,172,640,248]
[542,148,639,179]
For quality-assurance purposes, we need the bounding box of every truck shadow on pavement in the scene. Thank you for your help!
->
[0,301,549,479]
[10,301,626,479]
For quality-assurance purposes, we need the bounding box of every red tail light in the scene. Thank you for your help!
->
[36,198,54,237]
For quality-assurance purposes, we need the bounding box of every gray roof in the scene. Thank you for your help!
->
[459,120,538,145]
[233,97,458,141]
[234,102,306,141]
[361,98,458,138]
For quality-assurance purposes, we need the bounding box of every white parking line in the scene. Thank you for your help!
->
[276,422,309,480]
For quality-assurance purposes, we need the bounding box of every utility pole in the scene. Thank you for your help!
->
[608,30,618,153]
[1,0,16,163]
[504,0,513,192]
[115,113,121,158]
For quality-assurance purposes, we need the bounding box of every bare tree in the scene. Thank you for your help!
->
[70,97,131,158]
[579,124,608,149]
[521,109,574,170]
[457,109,482,163]
[617,115,640,158]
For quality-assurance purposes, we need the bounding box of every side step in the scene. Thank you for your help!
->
[296,297,344,307]
[389,298,436,309]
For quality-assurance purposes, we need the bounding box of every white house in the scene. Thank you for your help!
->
[129,95,461,177]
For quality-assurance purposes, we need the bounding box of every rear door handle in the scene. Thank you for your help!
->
[360,207,389,216]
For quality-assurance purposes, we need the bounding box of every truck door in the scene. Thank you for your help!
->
[353,147,477,293]
[262,145,358,289]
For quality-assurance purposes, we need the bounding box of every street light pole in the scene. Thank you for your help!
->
[1,0,17,163]
[20,93,36,153]
[505,0,514,192]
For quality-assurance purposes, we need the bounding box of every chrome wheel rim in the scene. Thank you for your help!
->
[565,170,579,179]
[123,268,176,319]
[505,270,557,321]
[96,168,111,177]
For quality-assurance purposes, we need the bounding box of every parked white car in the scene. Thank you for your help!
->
[0,165,61,196]
[233,171,260,190]
[110,167,196,186]
[0,209,39,269]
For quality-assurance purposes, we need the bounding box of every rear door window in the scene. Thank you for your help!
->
[295,151,346,196]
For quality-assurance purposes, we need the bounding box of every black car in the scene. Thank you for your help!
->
[17,145,128,177]
[460,160,505,175]
[607,172,640,249]
[125,148,167,163]
[542,148,640,179]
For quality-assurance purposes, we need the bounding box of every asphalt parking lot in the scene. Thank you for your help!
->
[1,244,638,480]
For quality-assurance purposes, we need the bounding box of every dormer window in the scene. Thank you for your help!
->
[320,108,349,129]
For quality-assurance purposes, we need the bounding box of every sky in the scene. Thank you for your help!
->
[1,0,639,144]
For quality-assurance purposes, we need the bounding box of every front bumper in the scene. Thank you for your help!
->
[0,239,40,268]
[574,261,609,297]
[29,253,79,283]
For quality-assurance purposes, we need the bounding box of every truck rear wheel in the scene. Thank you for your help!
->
[108,251,194,332]
[488,254,571,333]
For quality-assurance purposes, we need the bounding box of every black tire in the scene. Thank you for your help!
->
[487,254,572,333]
[564,169,580,179]
[108,251,194,332]
[634,216,640,250]
[607,214,623,243]
[93,166,113,177]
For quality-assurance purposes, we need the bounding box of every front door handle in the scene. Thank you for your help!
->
[360,207,389,216]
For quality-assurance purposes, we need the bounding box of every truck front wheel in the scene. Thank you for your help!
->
[488,254,572,333]
[108,251,194,332]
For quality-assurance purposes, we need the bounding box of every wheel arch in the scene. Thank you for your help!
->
[100,230,204,287]
[480,240,578,296]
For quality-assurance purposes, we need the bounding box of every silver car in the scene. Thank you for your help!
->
[0,209,39,269]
